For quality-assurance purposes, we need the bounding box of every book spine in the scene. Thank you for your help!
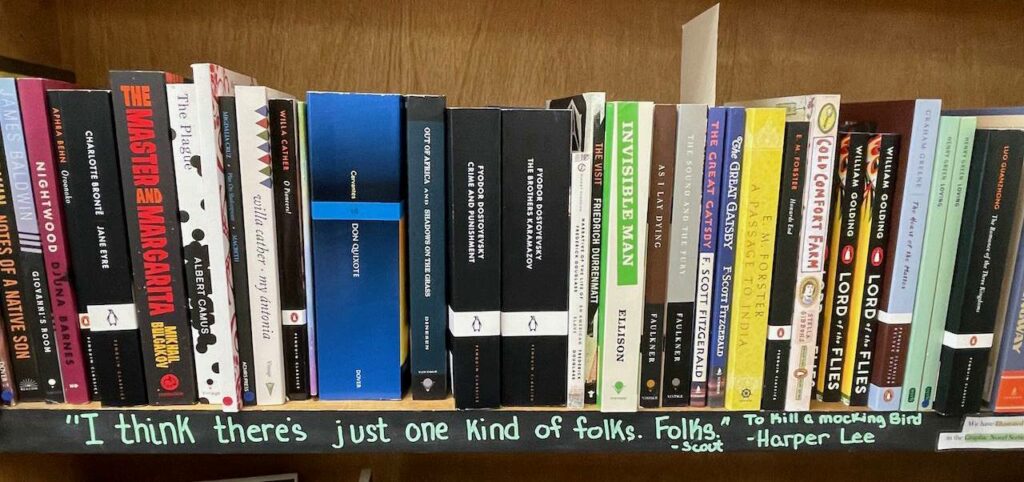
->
[111,71,196,405]
[0,133,27,405]
[0,324,12,404]
[598,101,654,412]
[866,100,941,411]
[446,108,502,409]
[782,96,841,412]
[899,118,959,411]
[236,87,286,406]
[567,151,593,408]
[921,117,976,410]
[219,96,257,406]
[688,106,721,407]
[842,133,899,406]
[297,102,317,397]
[816,132,869,402]
[500,109,571,407]
[18,79,90,403]
[0,78,63,403]
[723,107,786,410]
[935,129,1024,415]
[661,105,708,407]
[638,105,678,408]
[990,201,1024,412]
[707,107,743,407]
[270,99,311,400]
[406,96,448,400]
[51,90,146,406]
[761,121,809,410]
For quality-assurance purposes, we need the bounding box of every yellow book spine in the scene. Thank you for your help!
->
[841,148,874,400]
[724,108,786,410]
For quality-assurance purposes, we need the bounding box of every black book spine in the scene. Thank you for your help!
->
[762,121,809,410]
[109,71,196,404]
[817,132,868,402]
[269,99,310,400]
[847,133,899,406]
[219,96,256,405]
[51,90,148,406]
[936,129,1024,415]
[447,108,502,409]
[406,96,449,400]
[499,109,571,407]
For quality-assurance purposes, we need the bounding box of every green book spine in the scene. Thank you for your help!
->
[899,117,960,411]
[917,116,977,410]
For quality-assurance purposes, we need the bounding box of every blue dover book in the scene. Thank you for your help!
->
[308,92,409,400]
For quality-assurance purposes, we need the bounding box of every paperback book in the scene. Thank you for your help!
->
[567,151,593,408]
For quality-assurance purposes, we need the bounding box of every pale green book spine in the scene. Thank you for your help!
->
[917,116,978,410]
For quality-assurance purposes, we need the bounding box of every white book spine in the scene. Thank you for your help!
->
[567,152,593,408]
[237,86,287,405]
[189,64,258,412]
[599,102,654,413]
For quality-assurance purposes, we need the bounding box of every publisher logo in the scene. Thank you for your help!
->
[871,247,884,266]
[818,103,838,133]
[841,245,854,264]
[160,374,180,391]
[883,389,894,402]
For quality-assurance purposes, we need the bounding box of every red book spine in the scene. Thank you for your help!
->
[16,78,90,403]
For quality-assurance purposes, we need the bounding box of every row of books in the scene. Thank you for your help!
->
[0,64,1022,415]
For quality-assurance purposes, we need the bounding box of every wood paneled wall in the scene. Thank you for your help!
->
[0,0,62,68]
[53,0,1024,108]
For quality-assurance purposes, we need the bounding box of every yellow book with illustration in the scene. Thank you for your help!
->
[724,108,786,410]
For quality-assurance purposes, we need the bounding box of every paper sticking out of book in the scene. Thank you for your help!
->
[681,3,719,105]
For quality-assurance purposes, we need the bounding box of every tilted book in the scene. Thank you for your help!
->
[235,86,294,405]
[661,104,708,407]
[935,128,1023,415]
[406,95,448,400]
[567,151,592,408]
[0,78,64,402]
[447,108,502,409]
[297,101,317,397]
[817,132,869,402]
[707,107,743,408]
[547,93,606,405]
[762,121,809,410]
[598,101,654,412]
[0,134,28,405]
[841,100,942,411]
[842,133,899,406]
[500,108,571,407]
[899,117,960,411]
[639,105,678,408]
[308,92,408,400]
[18,78,90,403]
[724,107,786,410]
[110,70,196,405]
[49,89,147,406]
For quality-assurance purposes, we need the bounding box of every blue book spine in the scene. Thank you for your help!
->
[406,95,448,400]
[990,226,1024,412]
[308,92,408,400]
[689,107,727,406]
[706,107,745,408]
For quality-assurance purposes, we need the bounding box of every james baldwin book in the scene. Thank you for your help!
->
[638,105,678,409]
[308,92,408,400]
[547,92,606,405]
[500,108,571,407]
[661,104,708,407]
[406,95,448,400]
[236,86,293,405]
[842,133,899,406]
[566,151,592,408]
[900,117,959,411]
[446,108,502,409]
[49,89,147,406]
[18,78,91,403]
[297,102,317,397]
[841,100,941,411]
[269,98,311,400]
[724,107,786,411]
[0,78,63,402]
[598,101,654,412]
[706,107,743,408]
[816,132,869,403]
[936,128,1023,415]
[0,134,26,405]
[111,70,196,405]
[688,105,719,407]
[762,121,809,410]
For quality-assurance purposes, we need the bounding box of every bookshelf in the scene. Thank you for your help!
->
[1,0,1024,480]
